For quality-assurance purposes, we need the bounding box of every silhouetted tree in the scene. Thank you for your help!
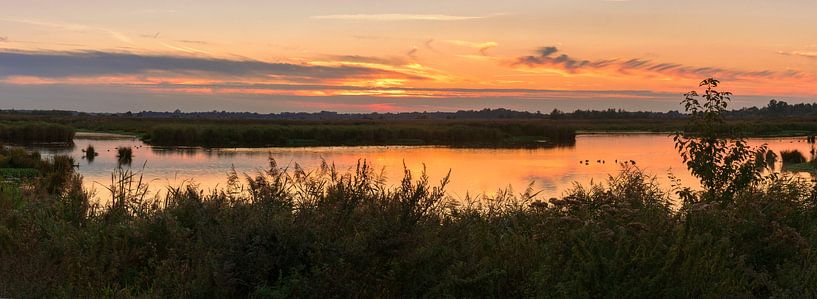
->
[673,78,767,204]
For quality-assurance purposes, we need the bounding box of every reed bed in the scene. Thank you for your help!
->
[0,154,815,297]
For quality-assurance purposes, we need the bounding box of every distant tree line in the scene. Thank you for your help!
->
[2,100,815,121]
[549,108,684,120]
[727,100,817,117]
[123,108,684,121]
[0,109,77,116]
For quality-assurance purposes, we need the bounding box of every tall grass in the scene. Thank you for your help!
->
[84,144,97,162]
[117,146,133,165]
[0,155,816,297]
[764,149,778,166]
[0,122,74,143]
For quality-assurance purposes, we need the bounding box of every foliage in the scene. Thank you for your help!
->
[781,150,807,164]
[0,168,38,179]
[117,147,133,166]
[673,78,767,204]
[144,122,576,148]
[0,154,816,297]
[84,144,97,162]
[0,122,74,143]
[764,149,778,168]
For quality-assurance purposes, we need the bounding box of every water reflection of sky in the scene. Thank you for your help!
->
[25,134,817,202]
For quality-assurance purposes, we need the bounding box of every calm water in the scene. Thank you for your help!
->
[27,133,816,200]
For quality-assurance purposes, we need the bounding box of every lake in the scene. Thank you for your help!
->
[27,133,816,201]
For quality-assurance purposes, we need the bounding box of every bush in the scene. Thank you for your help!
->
[84,145,97,162]
[117,147,133,165]
[781,150,807,164]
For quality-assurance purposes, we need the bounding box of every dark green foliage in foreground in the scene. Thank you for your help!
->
[145,122,577,148]
[1,157,816,297]
[0,122,75,143]
[0,146,77,193]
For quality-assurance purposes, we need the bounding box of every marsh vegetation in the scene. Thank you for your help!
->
[116,146,133,166]
[1,79,817,297]
[83,144,97,162]
[145,122,577,148]
[781,149,807,164]
[0,122,74,144]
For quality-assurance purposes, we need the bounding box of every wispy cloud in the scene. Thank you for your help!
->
[158,41,212,55]
[0,36,7,42]
[311,14,488,21]
[139,32,160,39]
[0,17,132,43]
[424,39,439,53]
[176,39,211,45]
[112,81,678,100]
[407,47,419,60]
[0,50,425,82]
[444,40,498,55]
[321,55,406,66]
[515,46,800,80]
[351,35,390,40]
[134,9,178,15]
[777,50,817,59]
[135,32,213,55]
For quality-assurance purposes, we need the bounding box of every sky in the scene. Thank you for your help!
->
[0,0,816,113]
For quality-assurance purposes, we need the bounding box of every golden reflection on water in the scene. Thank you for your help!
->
[30,134,816,201]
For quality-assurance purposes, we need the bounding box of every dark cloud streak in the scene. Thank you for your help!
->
[516,47,615,71]
[516,46,798,80]
[0,50,422,81]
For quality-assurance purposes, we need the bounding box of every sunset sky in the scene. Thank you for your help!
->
[1,0,816,112]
